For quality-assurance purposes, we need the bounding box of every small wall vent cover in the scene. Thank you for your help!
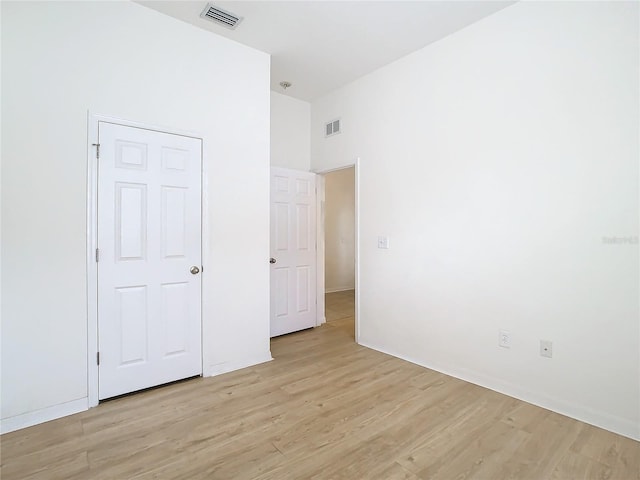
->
[325,119,341,137]
[200,3,243,30]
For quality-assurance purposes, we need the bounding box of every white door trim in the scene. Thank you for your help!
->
[316,174,326,326]
[313,158,360,343]
[86,112,206,407]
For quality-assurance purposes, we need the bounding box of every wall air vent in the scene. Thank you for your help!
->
[325,119,341,137]
[200,3,243,30]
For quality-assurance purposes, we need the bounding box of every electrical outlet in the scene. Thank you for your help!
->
[377,236,390,249]
[540,340,553,358]
[499,329,510,348]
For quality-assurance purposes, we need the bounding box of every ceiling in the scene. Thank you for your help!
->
[138,1,516,102]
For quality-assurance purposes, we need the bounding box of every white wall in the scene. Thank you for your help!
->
[311,1,639,440]
[324,168,355,292]
[1,1,271,432]
[271,91,311,170]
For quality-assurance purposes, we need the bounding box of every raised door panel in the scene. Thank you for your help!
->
[275,203,290,252]
[116,286,148,366]
[116,140,147,170]
[116,183,147,261]
[161,187,187,259]
[161,147,188,172]
[161,282,189,357]
[296,266,310,314]
[296,204,310,251]
[274,268,289,318]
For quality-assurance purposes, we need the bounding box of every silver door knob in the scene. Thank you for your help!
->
[190,266,200,275]
[270,258,276,264]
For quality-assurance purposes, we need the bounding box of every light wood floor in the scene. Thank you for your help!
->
[2,290,638,479]
[325,289,356,324]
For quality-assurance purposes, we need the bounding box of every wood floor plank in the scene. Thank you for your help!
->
[568,423,640,479]
[550,451,614,480]
[1,290,638,479]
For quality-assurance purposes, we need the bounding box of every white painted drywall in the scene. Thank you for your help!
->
[271,91,311,170]
[324,168,355,292]
[1,1,271,431]
[311,1,639,440]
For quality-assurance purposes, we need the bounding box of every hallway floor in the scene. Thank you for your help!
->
[324,289,355,339]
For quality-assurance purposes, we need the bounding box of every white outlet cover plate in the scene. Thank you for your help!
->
[540,340,553,358]
[377,236,390,249]
[499,329,510,348]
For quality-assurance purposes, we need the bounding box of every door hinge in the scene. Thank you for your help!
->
[92,143,100,159]
[97,352,100,365]
[95,248,100,262]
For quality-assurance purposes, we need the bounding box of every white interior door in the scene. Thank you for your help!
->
[97,122,202,400]
[270,167,317,337]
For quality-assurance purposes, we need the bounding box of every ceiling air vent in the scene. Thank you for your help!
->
[200,3,243,30]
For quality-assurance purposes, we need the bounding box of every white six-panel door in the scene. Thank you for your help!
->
[97,122,202,400]
[270,167,317,337]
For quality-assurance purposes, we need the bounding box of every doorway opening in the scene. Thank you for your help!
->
[318,165,357,341]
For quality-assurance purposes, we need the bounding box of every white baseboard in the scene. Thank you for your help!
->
[325,286,355,294]
[1,397,88,434]
[358,340,640,442]
[205,352,273,377]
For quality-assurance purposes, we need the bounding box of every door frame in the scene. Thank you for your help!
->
[314,158,360,343]
[86,112,206,407]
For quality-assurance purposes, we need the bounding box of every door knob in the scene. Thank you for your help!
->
[270,258,276,264]
[190,266,200,274]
